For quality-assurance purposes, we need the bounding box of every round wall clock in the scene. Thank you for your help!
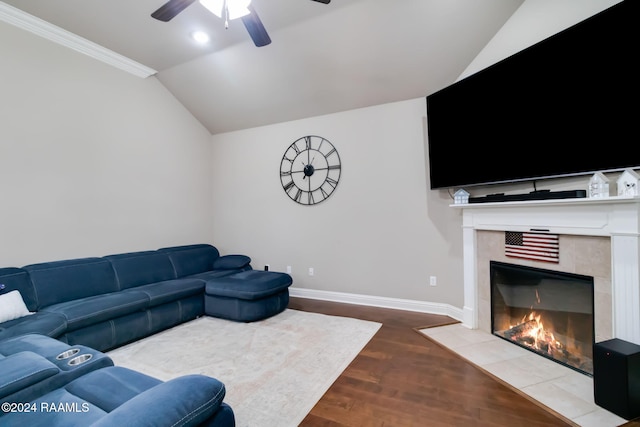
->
[280,135,341,205]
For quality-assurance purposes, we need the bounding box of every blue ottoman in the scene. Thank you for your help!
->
[204,270,292,322]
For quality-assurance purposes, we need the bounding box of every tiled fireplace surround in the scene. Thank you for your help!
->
[476,231,611,343]
[456,197,640,347]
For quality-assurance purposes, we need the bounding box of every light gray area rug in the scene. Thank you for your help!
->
[108,309,382,427]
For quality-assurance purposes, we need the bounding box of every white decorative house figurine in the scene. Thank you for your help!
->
[454,189,470,204]
[588,172,609,198]
[617,169,640,197]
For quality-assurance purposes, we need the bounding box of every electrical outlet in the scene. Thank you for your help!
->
[286,266,292,274]
[308,267,314,276]
[430,276,437,286]
[264,264,270,271]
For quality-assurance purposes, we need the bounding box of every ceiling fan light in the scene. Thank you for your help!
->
[199,0,251,20]
[192,31,210,43]
[227,0,251,19]
[200,0,224,18]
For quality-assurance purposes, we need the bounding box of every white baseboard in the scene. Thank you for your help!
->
[289,287,464,322]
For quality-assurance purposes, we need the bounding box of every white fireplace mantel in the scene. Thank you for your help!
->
[454,196,640,345]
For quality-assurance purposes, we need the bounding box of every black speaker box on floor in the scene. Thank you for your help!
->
[593,338,640,420]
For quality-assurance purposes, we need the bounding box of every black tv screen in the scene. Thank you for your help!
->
[426,1,638,190]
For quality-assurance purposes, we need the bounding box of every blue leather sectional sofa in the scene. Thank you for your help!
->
[0,334,234,426]
[0,243,293,426]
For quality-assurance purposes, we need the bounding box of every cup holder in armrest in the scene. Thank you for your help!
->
[68,354,92,366]
[56,348,81,360]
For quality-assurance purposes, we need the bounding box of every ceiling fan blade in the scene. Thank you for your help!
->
[241,5,271,47]
[310,0,331,4]
[151,0,197,22]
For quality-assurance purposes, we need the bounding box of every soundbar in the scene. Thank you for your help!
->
[468,189,587,204]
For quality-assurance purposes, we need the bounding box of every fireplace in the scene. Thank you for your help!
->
[490,261,595,375]
[457,197,640,347]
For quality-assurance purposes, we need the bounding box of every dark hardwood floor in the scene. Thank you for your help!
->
[289,297,577,427]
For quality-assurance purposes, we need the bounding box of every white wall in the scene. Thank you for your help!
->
[211,99,464,306]
[0,21,213,266]
[461,0,622,79]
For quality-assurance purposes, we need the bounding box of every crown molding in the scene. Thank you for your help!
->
[0,1,156,78]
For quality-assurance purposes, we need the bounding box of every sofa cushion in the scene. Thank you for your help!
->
[0,312,67,342]
[187,269,240,281]
[122,278,205,307]
[65,366,162,412]
[205,291,289,322]
[0,267,38,311]
[24,258,119,309]
[158,244,220,277]
[0,333,77,359]
[0,290,33,323]
[0,351,59,399]
[90,374,226,427]
[105,251,176,290]
[205,270,292,300]
[40,291,149,332]
[94,375,226,427]
[212,255,251,270]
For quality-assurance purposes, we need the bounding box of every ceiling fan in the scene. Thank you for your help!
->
[151,0,331,47]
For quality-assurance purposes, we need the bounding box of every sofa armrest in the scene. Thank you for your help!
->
[212,255,251,270]
[0,352,59,399]
[90,375,227,427]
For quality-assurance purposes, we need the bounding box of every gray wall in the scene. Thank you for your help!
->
[0,20,214,266]
[210,99,464,307]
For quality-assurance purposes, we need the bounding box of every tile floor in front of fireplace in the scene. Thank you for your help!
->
[419,323,628,427]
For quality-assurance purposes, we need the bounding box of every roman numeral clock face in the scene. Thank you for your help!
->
[280,136,341,205]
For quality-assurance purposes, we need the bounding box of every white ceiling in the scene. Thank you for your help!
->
[1,0,524,134]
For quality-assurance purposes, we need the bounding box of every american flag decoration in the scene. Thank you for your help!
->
[505,231,559,263]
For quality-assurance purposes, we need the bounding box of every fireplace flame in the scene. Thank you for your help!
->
[491,264,595,375]
[508,311,564,355]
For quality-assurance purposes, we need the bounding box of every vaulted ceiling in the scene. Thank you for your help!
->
[1,0,524,134]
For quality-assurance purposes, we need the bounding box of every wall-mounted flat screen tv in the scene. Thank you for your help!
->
[426,0,638,190]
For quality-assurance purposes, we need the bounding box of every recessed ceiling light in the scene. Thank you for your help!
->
[192,31,210,44]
